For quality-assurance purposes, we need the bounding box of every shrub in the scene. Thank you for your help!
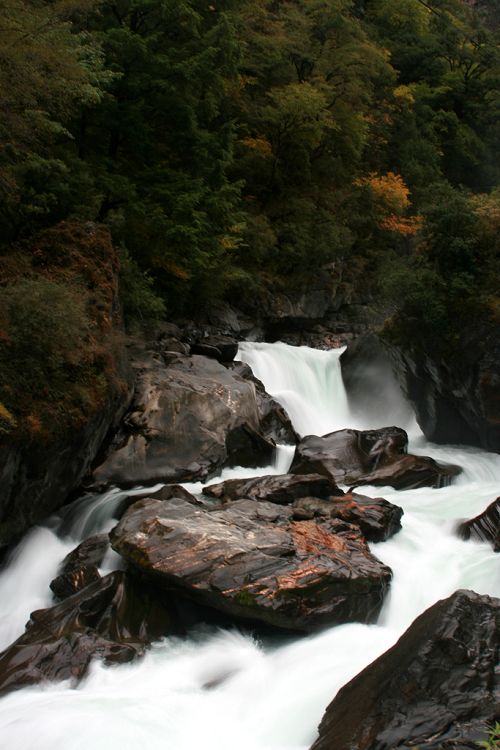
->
[0,277,90,394]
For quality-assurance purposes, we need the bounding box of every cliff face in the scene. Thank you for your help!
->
[0,222,133,548]
[340,328,500,454]
[391,320,500,452]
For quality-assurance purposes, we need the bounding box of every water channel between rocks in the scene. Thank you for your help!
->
[0,341,499,750]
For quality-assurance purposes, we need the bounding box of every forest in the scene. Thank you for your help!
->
[0,0,499,439]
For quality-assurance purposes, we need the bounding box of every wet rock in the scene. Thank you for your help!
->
[388,320,500,452]
[457,498,500,552]
[291,427,461,490]
[203,473,403,543]
[0,571,182,696]
[340,333,413,428]
[92,353,274,488]
[231,361,298,444]
[50,534,109,600]
[203,473,341,505]
[110,494,392,632]
[310,589,500,750]
[190,335,239,363]
[292,493,403,543]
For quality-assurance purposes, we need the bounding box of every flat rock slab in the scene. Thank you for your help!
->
[291,427,461,490]
[203,473,342,504]
[203,473,403,543]
[310,589,500,750]
[457,497,500,552]
[110,495,392,632]
[92,353,274,488]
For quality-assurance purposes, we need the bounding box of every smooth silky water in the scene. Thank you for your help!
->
[0,342,499,749]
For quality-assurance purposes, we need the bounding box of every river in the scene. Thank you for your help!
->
[0,341,498,749]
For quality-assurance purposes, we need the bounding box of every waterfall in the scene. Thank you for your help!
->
[0,342,499,750]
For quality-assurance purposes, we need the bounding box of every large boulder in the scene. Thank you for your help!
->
[457,498,500,552]
[310,589,500,750]
[0,571,182,696]
[291,427,460,490]
[203,473,403,543]
[92,352,275,488]
[110,492,393,632]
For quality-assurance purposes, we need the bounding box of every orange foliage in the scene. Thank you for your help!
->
[357,171,411,213]
[356,171,422,236]
[240,135,273,159]
[380,214,423,236]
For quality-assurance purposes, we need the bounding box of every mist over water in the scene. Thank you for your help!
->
[0,341,499,750]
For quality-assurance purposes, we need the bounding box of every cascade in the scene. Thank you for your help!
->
[0,342,499,750]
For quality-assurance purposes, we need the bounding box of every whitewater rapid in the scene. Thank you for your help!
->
[0,341,499,750]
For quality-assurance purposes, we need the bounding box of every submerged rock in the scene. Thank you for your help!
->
[92,352,275,488]
[0,571,182,696]
[203,473,403,542]
[110,493,392,632]
[457,497,500,552]
[291,427,460,490]
[310,589,500,750]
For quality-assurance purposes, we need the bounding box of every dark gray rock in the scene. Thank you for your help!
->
[291,427,461,490]
[190,335,239,363]
[92,353,275,488]
[0,571,182,696]
[203,473,340,505]
[231,360,298,444]
[110,492,393,632]
[203,473,403,543]
[50,534,110,600]
[292,492,403,543]
[0,365,132,548]
[310,589,500,750]
[388,321,500,452]
[340,333,413,428]
[457,498,500,552]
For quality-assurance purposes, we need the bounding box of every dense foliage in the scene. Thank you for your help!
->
[0,0,499,330]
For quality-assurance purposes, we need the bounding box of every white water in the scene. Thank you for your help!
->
[0,341,499,750]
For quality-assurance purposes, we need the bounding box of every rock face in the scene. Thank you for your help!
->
[389,323,500,452]
[92,352,275,488]
[50,534,110,600]
[230,361,298,444]
[457,498,500,552]
[190,334,239,363]
[204,473,403,542]
[111,492,393,632]
[291,427,460,490]
[310,589,500,750]
[340,333,413,428]
[0,571,182,696]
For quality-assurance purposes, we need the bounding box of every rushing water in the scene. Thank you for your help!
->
[0,342,499,750]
